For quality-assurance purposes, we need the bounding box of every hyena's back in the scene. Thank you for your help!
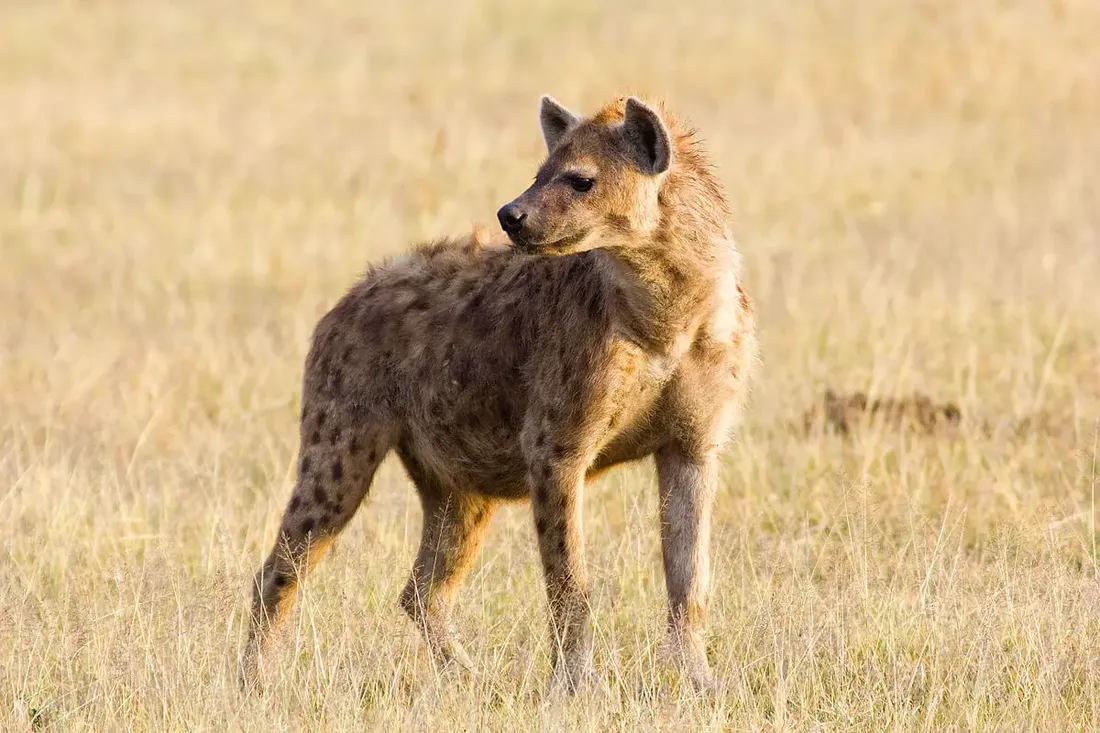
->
[304,235,612,499]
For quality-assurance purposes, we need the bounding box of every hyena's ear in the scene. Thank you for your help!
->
[621,97,672,175]
[539,95,579,151]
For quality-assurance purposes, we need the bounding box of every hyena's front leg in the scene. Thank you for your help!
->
[655,444,718,692]
[527,459,594,694]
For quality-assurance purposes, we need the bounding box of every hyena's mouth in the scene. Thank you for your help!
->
[512,230,587,255]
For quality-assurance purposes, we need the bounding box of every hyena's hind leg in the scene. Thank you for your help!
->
[239,403,392,690]
[397,449,498,673]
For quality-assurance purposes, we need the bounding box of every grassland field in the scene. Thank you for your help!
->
[2,0,1100,730]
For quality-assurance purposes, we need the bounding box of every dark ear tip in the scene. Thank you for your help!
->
[541,95,569,112]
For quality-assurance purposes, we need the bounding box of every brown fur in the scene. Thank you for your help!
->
[240,95,757,695]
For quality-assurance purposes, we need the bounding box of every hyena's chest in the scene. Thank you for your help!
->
[586,337,689,470]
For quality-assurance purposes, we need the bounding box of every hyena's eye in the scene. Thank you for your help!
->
[564,174,594,193]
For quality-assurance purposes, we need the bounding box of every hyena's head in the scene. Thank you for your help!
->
[496,96,676,255]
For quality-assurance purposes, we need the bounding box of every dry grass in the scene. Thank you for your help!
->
[3,0,1100,729]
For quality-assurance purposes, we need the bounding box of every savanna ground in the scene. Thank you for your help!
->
[3,0,1099,730]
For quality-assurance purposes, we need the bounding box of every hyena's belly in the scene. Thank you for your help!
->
[588,422,666,477]
[397,416,530,500]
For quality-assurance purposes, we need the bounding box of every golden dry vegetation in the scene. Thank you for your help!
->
[3,0,1100,730]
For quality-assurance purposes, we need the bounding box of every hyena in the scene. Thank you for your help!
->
[240,95,756,694]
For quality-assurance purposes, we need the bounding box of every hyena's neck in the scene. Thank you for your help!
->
[598,230,733,350]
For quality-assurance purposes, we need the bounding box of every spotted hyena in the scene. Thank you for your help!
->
[240,95,756,694]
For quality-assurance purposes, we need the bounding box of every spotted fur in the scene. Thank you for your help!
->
[240,96,757,695]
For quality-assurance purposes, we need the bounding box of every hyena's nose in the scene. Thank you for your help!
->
[496,204,527,235]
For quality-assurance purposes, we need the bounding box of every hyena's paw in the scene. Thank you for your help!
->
[662,630,717,695]
[421,618,478,675]
[237,645,268,695]
[430,636,477,676]
[546,651,601,700]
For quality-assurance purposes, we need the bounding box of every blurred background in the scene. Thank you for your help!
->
[2,1,1099,729]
